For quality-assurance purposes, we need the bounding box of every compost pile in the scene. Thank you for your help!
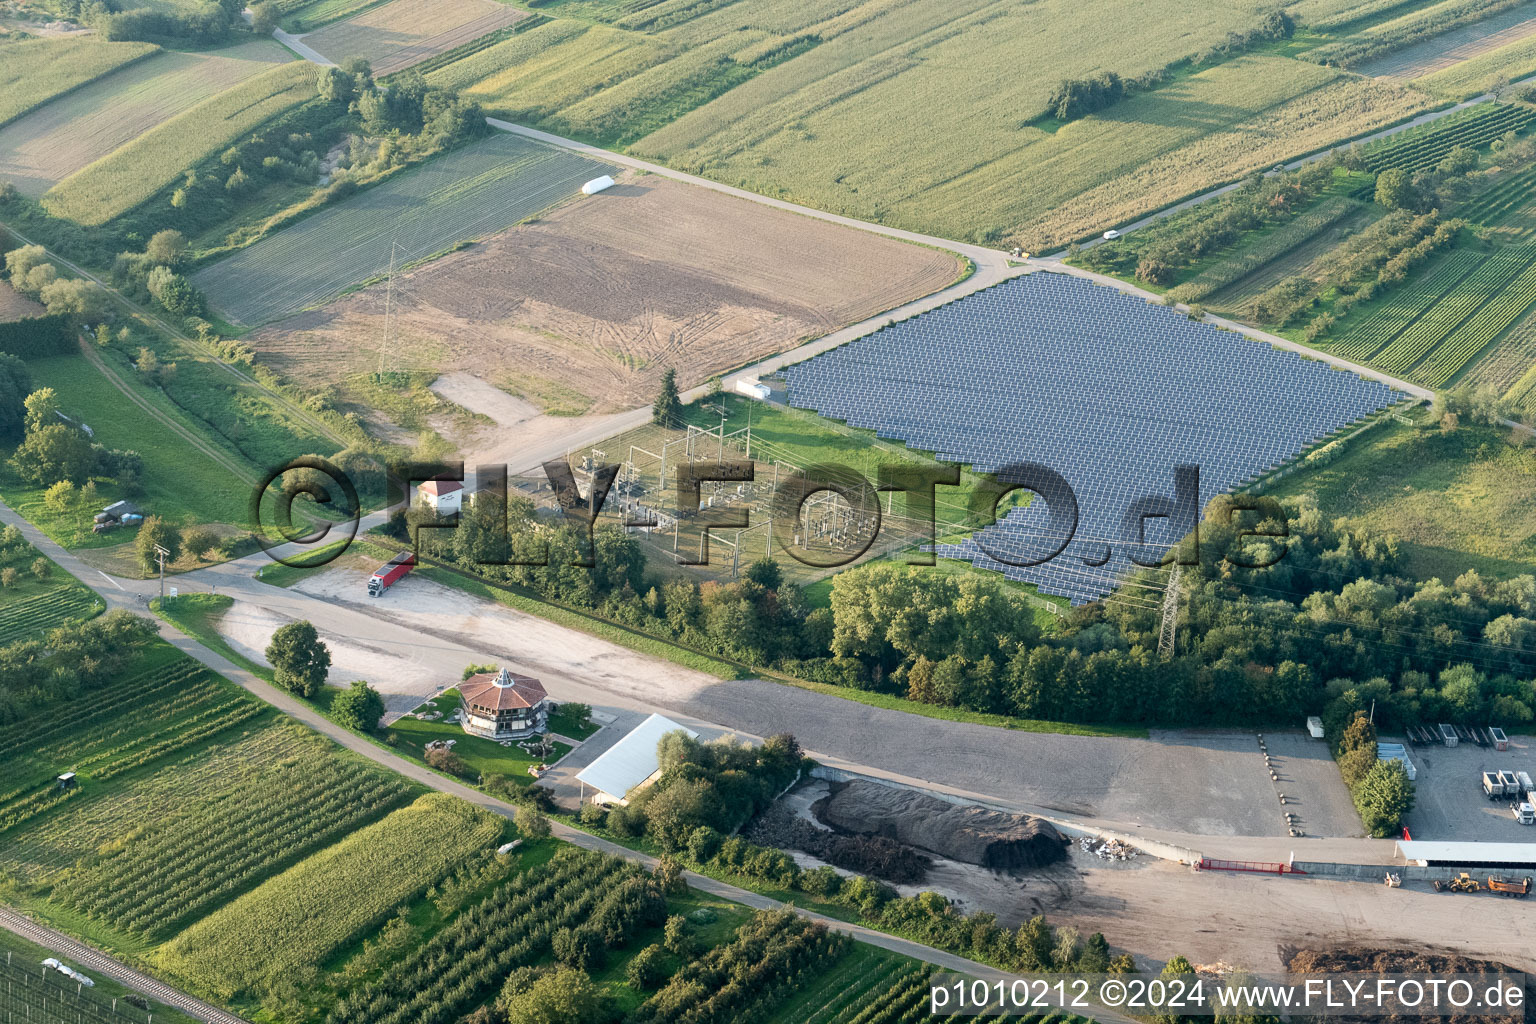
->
[814,780,1066,872]
[745,803,932,885]
[1288,949,1530,1024]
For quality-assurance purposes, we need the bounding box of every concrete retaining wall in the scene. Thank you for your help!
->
[1290,861,1527,883]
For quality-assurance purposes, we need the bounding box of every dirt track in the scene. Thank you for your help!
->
[250,172,959,417]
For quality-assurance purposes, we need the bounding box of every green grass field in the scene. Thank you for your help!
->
[1269,419,1536,579]
[0,36,158,129]
[0,354,256,545]
[385,688,572,785]
[42,61,317,226]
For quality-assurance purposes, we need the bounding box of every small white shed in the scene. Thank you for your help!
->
[582,175,616,195]
[735,378,770,400]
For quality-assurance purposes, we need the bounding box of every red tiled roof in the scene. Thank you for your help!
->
[420,479,464,496]
[460,668,547,712]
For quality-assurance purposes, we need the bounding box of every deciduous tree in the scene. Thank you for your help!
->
[266,619,331,698]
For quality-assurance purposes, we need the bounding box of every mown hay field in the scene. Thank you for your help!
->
[193,132,611,325]
[643,53,1430,249]
[0,40,292,198]
[157,793,503,999]
[41,61,317,226]
[303,0,526,76]
[247,171,961,414]
[0,35,157,129]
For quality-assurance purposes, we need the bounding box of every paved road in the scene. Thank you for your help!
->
[0,501,1063,1006]
[0,905,246,1024]
[271,27,335,66]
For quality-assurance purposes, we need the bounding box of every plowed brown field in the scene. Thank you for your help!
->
[249,172,960,415]
[303,0,526,77]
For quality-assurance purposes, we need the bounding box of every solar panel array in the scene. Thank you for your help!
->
[784,272,1404,605]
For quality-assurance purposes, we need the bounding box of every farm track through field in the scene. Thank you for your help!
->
[0,904,248,1024]
[77,338,259,487]
[0,219,348,449]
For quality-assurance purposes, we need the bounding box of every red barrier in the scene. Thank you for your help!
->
[1195,858,1304,875]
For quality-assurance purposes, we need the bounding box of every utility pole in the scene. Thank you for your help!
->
[154,544,170,603]
[1158,564,1182,661]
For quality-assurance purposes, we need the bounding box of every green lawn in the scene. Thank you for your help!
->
[384,689,572,786]
[1269,419,1536,580]
[547,703,599,740]
[1,354,255,547]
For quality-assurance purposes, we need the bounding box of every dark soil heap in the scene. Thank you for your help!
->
[1288,948,1531,1024]
[815,779,1067,872]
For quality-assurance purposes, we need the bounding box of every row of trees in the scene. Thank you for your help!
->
[1077,159,1343,284]
[3,243,105,321]
[0,610,159,724]
[398,478,1536,729]
[1335,713,1416,837]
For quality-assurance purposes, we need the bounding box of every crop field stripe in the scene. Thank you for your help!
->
[0,584,103,646]
[159,793,505,999]
[193,132,613,324]
[1362,102,1536,174]
[1458,164,1536,227]
[40,61,316,226]
[0,36,159,129]
[1329,248,1485,360]
[1411,254,1536,385]
[1370,245,1536,372]
[1172,197,1358,303]
[1505,359,1536,409]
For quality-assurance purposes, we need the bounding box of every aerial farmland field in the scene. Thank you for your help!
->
[1414,32,1536,97]
[421,0,1437,247]
[639,54,1429,249]
[40,60,318,226]
[193,132,612,325]
[0,40,293,198]
[0,35,158,129]
[1355,3,1536,79]
[246,170,962,415]
[301,0,527,76]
